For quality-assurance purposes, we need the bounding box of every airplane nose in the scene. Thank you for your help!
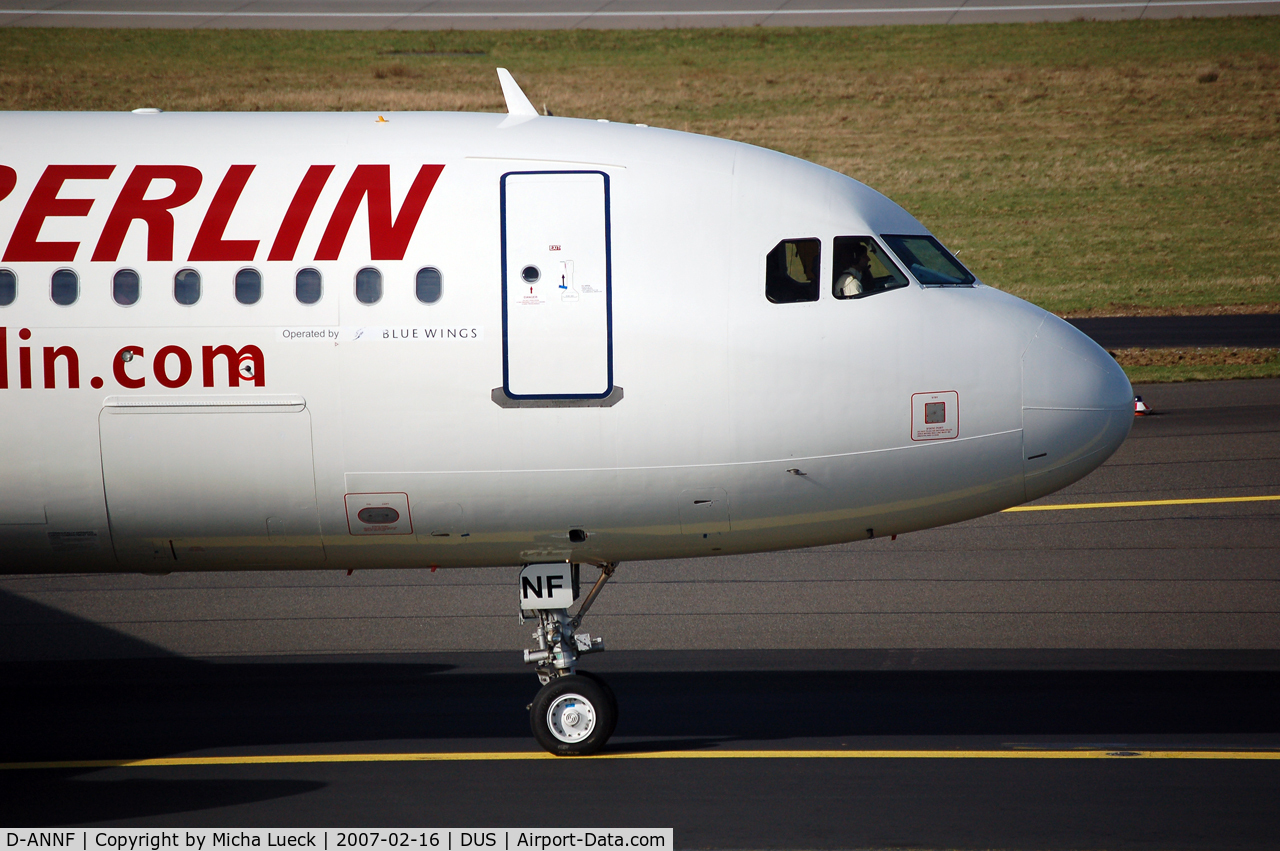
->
[1022,314,1134,501]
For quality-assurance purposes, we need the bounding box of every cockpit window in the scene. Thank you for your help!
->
[765,238,820,304]
[832,237,909,299]
[881,235,976,287]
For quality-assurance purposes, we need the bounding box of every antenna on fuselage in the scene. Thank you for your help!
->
[496,68,539,117]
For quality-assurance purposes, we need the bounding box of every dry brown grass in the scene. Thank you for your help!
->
[1111,347,1279,367]
[0,22,1277,315]
[1067,301,1280,317]
[1113,347,1280,382]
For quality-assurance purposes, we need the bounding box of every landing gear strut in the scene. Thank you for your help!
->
[521,561,618,755]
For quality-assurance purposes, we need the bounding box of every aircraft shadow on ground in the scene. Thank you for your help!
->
[0,588,179,662]
[3,660,1278,823]
[0,773,326,827]
[0,587,1277,759]
[2,588,1279,822]
[3,660,1279,759]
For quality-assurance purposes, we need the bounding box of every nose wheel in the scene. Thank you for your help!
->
[521,561,619,755]
[530,673,617,755]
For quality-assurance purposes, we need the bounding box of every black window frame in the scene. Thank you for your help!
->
[881,234,976,287]
[831,236,911,300]
[765,238,822,304]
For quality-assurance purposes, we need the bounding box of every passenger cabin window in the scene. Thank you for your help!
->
[235,268,262,305]
[882,235,976,286]
[113,269,140,306]
[832,237,909,299]
[356,267,382,305]
[51,269,78,306]
[766,238,821,304]
[0,269,15,306]
[174,269,201,305]
[416,267,443,304]
[296,268,322,304]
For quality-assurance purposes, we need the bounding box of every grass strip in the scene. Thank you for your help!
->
[1111,347,1280,382]
[0,20,1277,315]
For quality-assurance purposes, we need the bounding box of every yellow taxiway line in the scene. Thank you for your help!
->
[1003,494,1280,512]
[4,496,1274,773]
[4,749,1279,770]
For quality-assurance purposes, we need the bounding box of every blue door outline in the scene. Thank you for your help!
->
[500,170,614,400]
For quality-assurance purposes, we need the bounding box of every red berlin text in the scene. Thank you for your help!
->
[0,327,265,391]
[0,163,445,263]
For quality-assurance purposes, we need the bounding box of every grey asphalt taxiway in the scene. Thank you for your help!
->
[0,377,1277,842]
[2,0,1278,29]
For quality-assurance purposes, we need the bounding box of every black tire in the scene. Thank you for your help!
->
[574,670,619,741]
[530,674,615,756]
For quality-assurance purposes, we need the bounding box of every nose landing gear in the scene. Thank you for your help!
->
[530,672,616,754]
[521,561,618,755]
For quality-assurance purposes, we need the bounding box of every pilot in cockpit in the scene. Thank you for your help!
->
[834,240,873,297]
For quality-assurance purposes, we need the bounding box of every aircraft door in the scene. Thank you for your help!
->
[99,396,324,566]
[501,171,612,399]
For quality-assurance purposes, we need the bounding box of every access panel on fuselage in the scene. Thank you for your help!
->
[501,171,612,399]
[99,399,324,566]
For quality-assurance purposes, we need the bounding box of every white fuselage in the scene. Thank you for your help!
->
[0,110,1133,573]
